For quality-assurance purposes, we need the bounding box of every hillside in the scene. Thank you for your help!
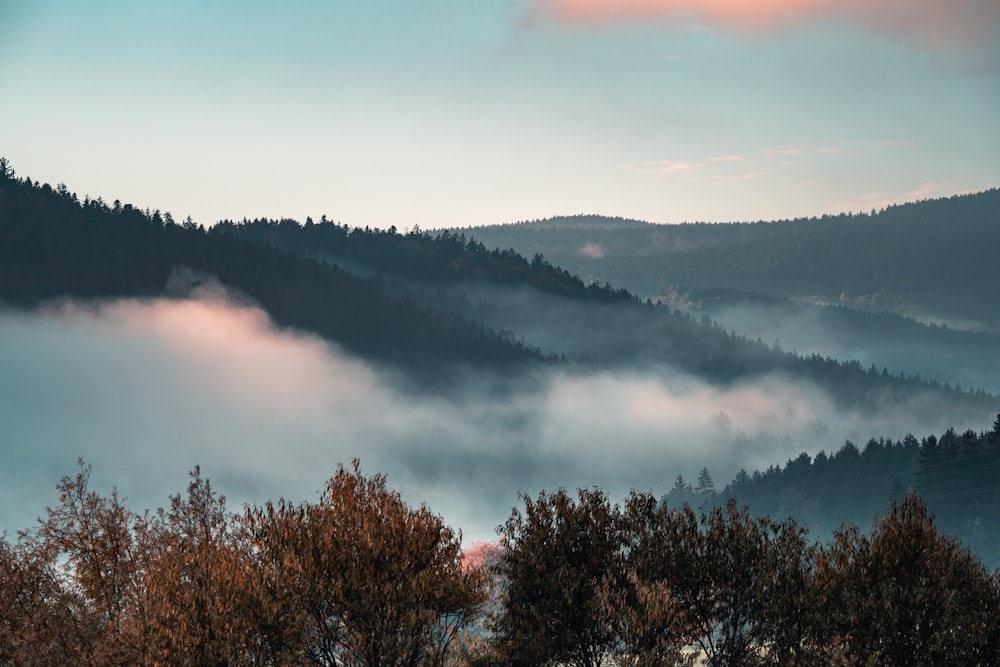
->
[2,160,996,417]
[216,213,996,416]
[710,417,1000,568]
[454,190,1000,331]
[660,287,1000,395]
[0,165,542,374]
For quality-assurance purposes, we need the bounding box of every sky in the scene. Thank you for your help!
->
[1,0,998,229]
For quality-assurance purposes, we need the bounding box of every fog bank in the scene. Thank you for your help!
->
[1,293,991,543]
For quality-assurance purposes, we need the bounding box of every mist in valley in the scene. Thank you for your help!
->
[2,287,993,545]
[671,295,1000,396]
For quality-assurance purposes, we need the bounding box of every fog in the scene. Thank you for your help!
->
[1,290,992,544]
[696,300,1000,395]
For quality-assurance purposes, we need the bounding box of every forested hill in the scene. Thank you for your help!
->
[208,211,999,412]
[668,414,1000,567]
[0,163,543,371]
[212,217,635,303]
[1,160,996,415]
[453,189,1000,329]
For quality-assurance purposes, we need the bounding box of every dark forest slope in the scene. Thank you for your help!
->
[0,164,542,372]
[213,209,996,415]
[455,190,1000,330]
[699,416,1000,567]
[212,217,635,304]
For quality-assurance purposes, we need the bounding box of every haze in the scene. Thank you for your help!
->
[2,290,990,542]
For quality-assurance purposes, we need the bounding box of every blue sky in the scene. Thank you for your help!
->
[2,0,998,228]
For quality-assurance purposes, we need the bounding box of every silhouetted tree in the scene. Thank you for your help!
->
[815,495,1000,665]
[247,461,485,667]
[488,488,625,667]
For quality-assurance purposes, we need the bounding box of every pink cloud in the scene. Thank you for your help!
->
[622,159,704,175]
[814,147,841,154]
[531,0,1000,44]
[906,182,938,200]
[708,154,744,162]
[762,147,801,156]
[713,171,767,183]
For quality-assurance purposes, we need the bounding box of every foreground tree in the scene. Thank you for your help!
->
[660,500,780,667]
[141,468,266,665]
[815,494,1000,665]
[248,460,485,666]
[0,536,94,665]
[488,488,627,667]
[5,460,999,666]
[619,493,698,666]
[27,460,149,665]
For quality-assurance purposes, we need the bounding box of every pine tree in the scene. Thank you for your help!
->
[696,467,715,496]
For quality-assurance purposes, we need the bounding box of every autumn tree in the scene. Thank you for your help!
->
[141,467,266,666]
[247,460,485,667]
[815,494,1000,665]
[27,460,149,665]
[0,535,95,665]
[487,488,626,667]
[618,492,698,667]
[657,500,779,666]
[753,518,820,666]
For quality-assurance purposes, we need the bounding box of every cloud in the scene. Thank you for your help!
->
[620,159,704,176]
[642,159,702,174]
[712,171,767,183]
[762,147,802,157]
[905,181,938,200]
[528,0,1000,45]
[814,147,842,154]
[579,242,605,258]
[1,293,992,545]
[835,181,941,213]
[708,154,745,162]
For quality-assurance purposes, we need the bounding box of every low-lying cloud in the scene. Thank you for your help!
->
[1,292,991,544]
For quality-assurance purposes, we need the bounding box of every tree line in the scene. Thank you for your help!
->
[3,461,998,666]
[212,217,636,304]
[715,416,1000,567]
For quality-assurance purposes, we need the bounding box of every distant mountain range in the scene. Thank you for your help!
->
[2,162,995,415]
[453,190,1000,333]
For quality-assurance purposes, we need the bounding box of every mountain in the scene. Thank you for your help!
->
[453,190,1000,332]
[0,166,543,375]
[2,159,995,417]
[657,286,1000,395]
[216,215,996,416]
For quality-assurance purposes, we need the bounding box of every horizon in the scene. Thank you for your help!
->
[5,156,997,231]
